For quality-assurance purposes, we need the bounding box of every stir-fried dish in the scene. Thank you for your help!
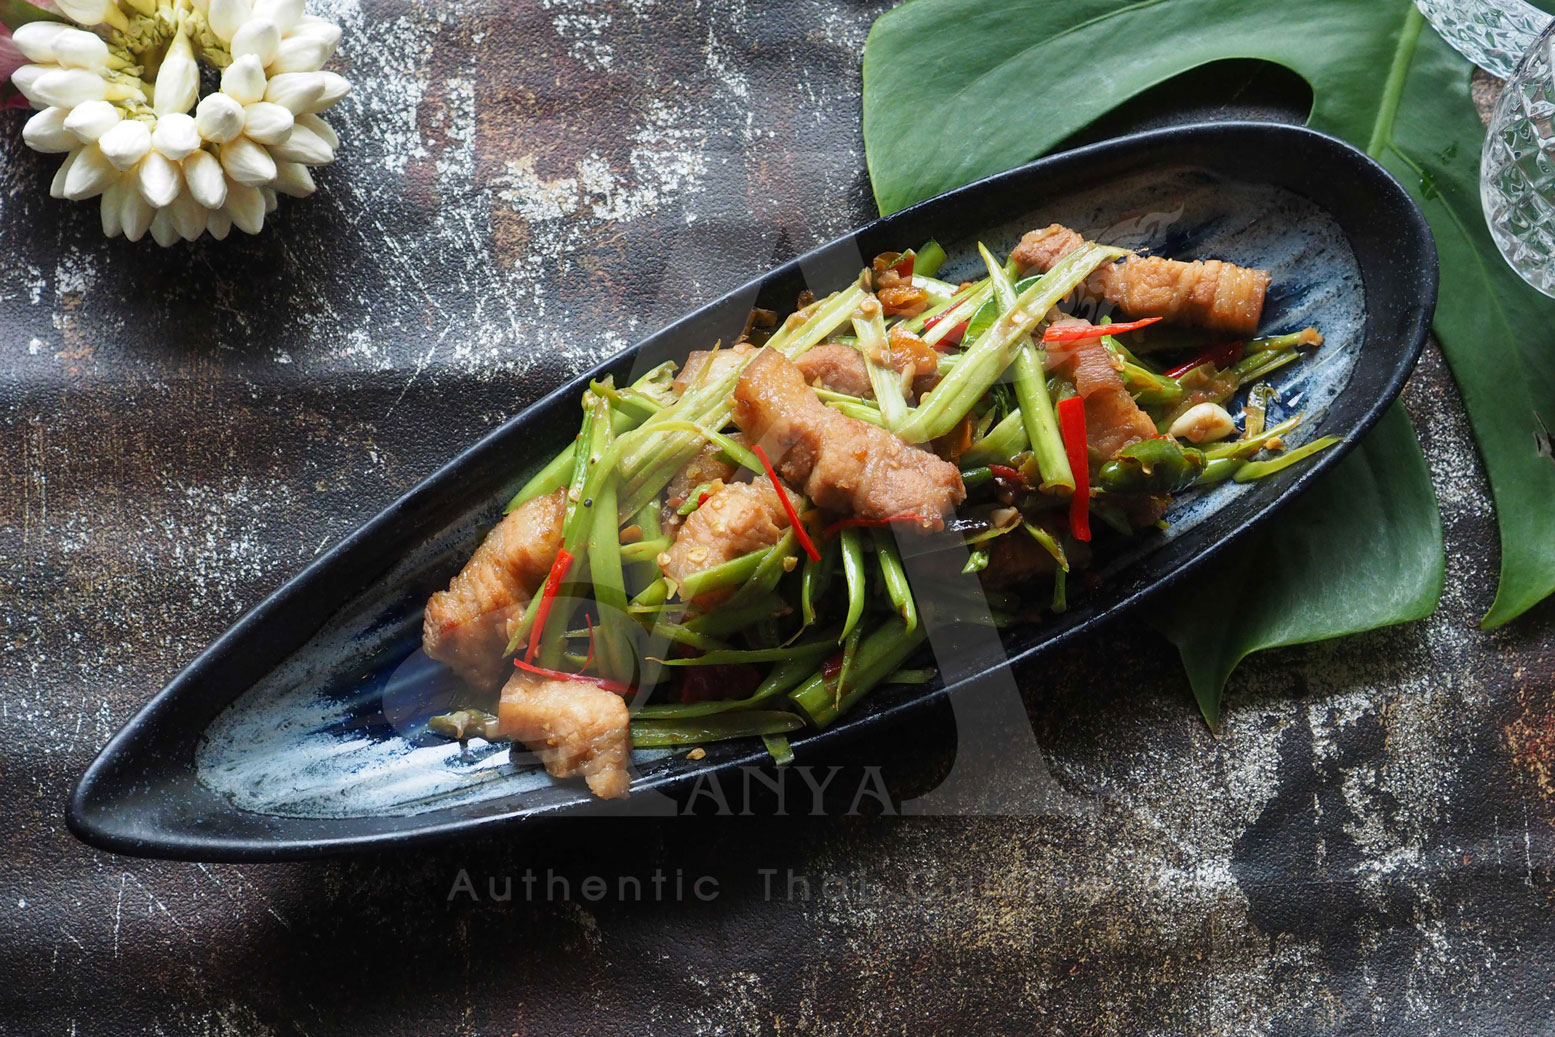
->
[422,224,1335,798]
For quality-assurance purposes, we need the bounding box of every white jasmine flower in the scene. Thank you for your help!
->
[62,142,117,199]
[27,66,109,107]
[207,0,251,43]
[241,99,292,144]
[9,62,49,102]
[268,119,328,163]
[195,92,245,142]
[271,158,313,197]
[52,0,130,31]
[268,32,330,74]
[63,99,119,141]
[97,118,151,169]
[148,204,178,246]
[295,111,334,149]
[11,23,76,63]
[223,178,264,233]
[135,149,181,207]
[23,107,77,152]
[220,53,265,105]
[49,149,79,197]
[152,30,198,115]
[53,27,112,70]
[218,132,274,185]
[252,0,302,33]
[290,15,339,48]
[168,190,208,240]
[150,112,200,159]
[100,177,127,237]
[230,18,279,66]
[118,181,156,241]
[9,0,349,244]
[261,70,324,113]
[182,147,228,208]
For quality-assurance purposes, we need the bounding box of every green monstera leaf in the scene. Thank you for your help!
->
[864,0,1555,720]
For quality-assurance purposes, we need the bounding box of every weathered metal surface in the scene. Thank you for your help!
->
[1,1,1551,1033]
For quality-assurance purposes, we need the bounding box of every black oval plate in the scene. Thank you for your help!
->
[68,122,1436,860]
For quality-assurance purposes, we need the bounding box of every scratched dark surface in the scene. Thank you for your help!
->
[2,1,1553,1034]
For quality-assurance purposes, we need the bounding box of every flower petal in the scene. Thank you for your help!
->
[224,179,265,234]
[120,183,154,241]
[271,159,314,197]
[207,0,252,42]
[9,64,51,107]
[136,149,182,207]
[31,67,108,108]
[261,70,323,114]
[12,23,73,64]
[295,112,336,150]
[63,142,116,199]
[97,118,152,170]
[151,112,201,159]
[62,98,119,142]
[220,53,266,105]
[100,178,125,237]
[182,147,228,209]
[206,207,231,240]
[54,27,110,71]
[269,34,332,74]
[50,148,80,198]
[169,190,207,241]
[53,0,115,27]
[152,31,199,115]
[218,134,276,186]
[305,70,349,113]
[149,205,178,246]
[252,0,303,34]
[194,91,245,143]
[242,100,293,145]
[267,121,330,164]
[289,15,342,49]
[23,107,78,153]
[231,18,280,67]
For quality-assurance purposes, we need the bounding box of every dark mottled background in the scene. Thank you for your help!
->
[2,1,1553,1033]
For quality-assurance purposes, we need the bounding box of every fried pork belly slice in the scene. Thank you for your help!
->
[795,343,874,398]
[659,479,789,608]
[662,437,743,528]
[672,342,756,396]
[981,525,1092,591]
[795,330,938,401]
[422,489,566,693]
[498,674,631,799]
[1048,318,1160,461]
[1013,223,1270,336]
[732,350,966,530]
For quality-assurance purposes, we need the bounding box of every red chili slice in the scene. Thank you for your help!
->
[753,443,821,563]
[1056,397,1091,542]
[524,548,575,663]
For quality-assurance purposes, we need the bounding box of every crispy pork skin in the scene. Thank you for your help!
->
[1013,223,1270,336]
[732,350,965,529]
[498,674,631,799]
[422,489,565,692]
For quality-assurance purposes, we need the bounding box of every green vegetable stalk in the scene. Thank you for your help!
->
[980,243,1073,492]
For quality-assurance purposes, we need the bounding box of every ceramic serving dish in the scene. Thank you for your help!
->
[68,121,1437,860]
